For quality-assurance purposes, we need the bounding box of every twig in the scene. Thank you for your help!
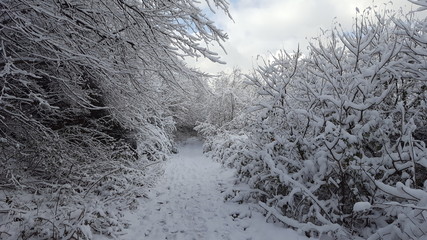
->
[83,168,122,198]
[377,202,427,211]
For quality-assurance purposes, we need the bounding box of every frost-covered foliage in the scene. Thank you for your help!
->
[204,69,252,127]
[195,68,256,138]
[195,68,257,156]
[0,0,229,238]
[166,72,212,130]
[202,6,427,239]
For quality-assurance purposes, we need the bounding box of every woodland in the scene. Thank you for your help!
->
[1,0,427,239]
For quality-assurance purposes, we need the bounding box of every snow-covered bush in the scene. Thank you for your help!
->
[205,6,427,239]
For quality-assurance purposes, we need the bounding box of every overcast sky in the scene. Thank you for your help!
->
[187,0,420,74]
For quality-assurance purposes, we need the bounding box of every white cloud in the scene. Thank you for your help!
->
[187,0,418,74]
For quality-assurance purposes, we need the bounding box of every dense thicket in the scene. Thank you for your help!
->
[0,0,228,238]
[195,68,256,132]
[199,4,427,239]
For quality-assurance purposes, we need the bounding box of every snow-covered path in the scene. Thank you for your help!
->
[123,138,310,240]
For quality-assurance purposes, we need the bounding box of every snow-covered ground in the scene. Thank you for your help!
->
[119,138,313,240]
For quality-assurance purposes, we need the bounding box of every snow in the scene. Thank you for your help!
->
[353,202,372,212]
[115,138,313,240]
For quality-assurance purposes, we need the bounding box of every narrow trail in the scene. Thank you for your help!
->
[123,138,309,240]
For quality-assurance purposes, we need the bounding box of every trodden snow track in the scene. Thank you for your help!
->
[122,138,311,240]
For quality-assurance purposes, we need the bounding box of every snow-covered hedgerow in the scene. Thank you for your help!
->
[0,133,159,239]
[0,0,229,238]
[201,6,427,239]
